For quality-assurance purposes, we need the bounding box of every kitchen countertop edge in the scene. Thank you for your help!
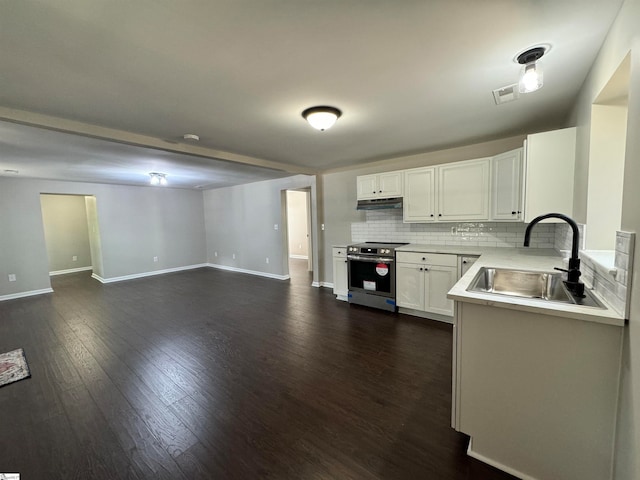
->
[398,244,624,327]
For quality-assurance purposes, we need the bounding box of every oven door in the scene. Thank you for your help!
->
[347,255,395,297]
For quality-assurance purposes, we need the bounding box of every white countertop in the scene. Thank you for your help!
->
[398,244,624,327]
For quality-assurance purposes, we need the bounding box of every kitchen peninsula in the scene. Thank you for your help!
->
[447,247,624,480]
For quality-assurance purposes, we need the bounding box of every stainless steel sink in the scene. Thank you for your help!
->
[467,267,604,308]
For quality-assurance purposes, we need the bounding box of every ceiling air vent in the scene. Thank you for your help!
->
[492,84,519,105]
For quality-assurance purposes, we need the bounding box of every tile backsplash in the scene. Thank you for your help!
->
[351,211,635,319]
[351,210,555,247]
[555,225,634,319]
[554,222,586,253]
[614,231,635,319]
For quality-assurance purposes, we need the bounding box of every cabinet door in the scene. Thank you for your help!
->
[424,265,457,316]
[332,256,348,297]
[491,149,523,221]
[524,127,576,222]
[378,171,403,197]
[438,159,490,221]
[403,167,436,222]
[356,174,378,200]
[396,263,425,310]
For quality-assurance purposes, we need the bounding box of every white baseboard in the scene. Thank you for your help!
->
[289,254,309,260]
[206,263,290,281]
[0,288,54,302]
[50,266,93,276]
[92,264,208,284]
[467,438,537,480]
[320,282,334,288]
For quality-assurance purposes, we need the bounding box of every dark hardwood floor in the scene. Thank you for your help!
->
[0,260,515,479]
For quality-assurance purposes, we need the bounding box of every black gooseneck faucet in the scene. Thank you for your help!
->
[523,213,585,298]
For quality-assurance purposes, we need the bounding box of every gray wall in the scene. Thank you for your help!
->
[569,0,640,477]
[320,135,526,285]
[203,174,320,283]
[0,177,206,297]
[40,194,92,273]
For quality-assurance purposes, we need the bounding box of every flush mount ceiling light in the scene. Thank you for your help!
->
[183,133,200,141]
[301,106,342,131]
[516,46,546,93]
[149,172,168,186]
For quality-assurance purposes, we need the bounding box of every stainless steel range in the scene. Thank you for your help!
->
[347,242,408,312]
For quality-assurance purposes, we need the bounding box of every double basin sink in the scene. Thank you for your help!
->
[467,267,604,308]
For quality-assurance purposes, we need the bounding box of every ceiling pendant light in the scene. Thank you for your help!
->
[302,106,342,131]
[149,172,168,186]
[516,47,546,93]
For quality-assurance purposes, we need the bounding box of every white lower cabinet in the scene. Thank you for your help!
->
[332,247,348,301]
[453,302,622,480]
[396,263,425,310]
[425,265,457,316]
[396,252,457,319]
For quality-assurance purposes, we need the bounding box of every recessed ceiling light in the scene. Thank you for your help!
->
[183,133,200,141]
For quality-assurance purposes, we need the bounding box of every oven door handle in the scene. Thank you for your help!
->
[347,255,395,263]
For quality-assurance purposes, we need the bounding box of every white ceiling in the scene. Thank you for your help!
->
[0,0,624,189]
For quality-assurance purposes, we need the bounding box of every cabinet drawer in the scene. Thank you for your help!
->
[333,247,347,258]
[396,252,457,266]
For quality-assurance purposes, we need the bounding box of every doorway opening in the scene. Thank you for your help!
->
[284,188,313,285]
[40,194,104,281]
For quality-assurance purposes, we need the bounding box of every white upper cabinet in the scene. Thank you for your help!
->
[356,171,403,200]
[437,158,491,221]
[524,127,576,222]
[403,167,436,222]
[490,148,523,221]
[378,171,403,197]
[402,159,490,223]
[356,175,378,199]
[356,127,574,223]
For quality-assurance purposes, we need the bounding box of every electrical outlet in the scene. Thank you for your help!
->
[8,274,17,282]
[321,223,325,231]
[232,253,236,259]
[274,224,278,230]
[72,255,78,262]
[266,257,269,264]
[214,251,218,257]
[153,256,158,262]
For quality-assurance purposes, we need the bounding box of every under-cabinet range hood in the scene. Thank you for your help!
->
[356,197,403,210]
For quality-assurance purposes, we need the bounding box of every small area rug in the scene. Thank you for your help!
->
[0,348,31,388]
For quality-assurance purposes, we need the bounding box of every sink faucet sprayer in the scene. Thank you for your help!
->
[523,213,585,298]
